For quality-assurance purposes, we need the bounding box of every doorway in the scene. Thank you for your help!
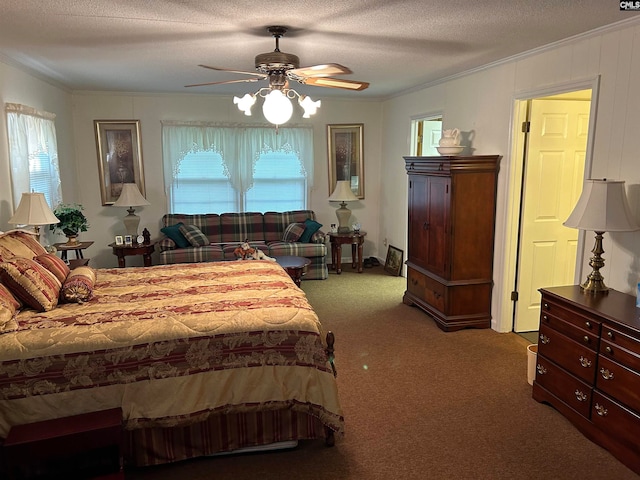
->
[511,89,593,334]
[410,115,442,156]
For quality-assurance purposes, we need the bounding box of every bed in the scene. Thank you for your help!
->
[0,245,343,467]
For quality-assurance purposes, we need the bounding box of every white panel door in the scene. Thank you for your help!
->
[514,98,590,332]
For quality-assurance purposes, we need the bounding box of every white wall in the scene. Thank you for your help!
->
[380,18,640,332]
[70,93,383,267]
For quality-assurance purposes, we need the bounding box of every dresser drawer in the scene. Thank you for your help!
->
[596,356,640,413]
[407,268,445,311]
[538,324,597,383]
[592,391,640,456]
[535,355,592,418]
[539,298,600,346]
[600,324,640,373]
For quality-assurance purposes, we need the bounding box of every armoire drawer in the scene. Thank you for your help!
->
[406,268,445,311]
[538,324,597,383]
[596,355,640,413]
[535,355,592,418]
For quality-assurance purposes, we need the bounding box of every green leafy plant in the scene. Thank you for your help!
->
[49,203,89,236]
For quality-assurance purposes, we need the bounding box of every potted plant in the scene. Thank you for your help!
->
[50,203,89,244]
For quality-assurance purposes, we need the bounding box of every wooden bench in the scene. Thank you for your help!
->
[3,408,124,479]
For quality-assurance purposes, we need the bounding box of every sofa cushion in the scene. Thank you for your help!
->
[35,253,71,283]
[163,214,222,243]
[299,218,323,243]
[268,241,327,259]
[179,224,210,247]
[0,257,61,312]
[282,222,306,242]
[223,241,268,259]
[160,223,191,248]
[220,212,265,243]
[159,245,225,264]
[263,210,317,243]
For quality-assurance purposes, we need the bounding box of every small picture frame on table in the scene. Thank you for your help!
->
[384,245,404,276]
[124,235,133,246]
[115,235,124,246]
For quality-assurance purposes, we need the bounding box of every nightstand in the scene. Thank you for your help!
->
[53,241,94,262]
[328,231,366,274]
[109,242,154,267]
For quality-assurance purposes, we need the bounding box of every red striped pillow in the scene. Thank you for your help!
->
[61,266,96,304]
[0,283,21,330]
[35,253,71,283]
[0,257,62,312]
[0,230,47,260]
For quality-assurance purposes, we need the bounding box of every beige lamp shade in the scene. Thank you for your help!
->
[564,179,639,232]
[329,180,359,233]
[113,183,150,237]
[8,192,59,230]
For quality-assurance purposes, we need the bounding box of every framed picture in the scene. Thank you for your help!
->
[124,235,133,246]
[95,120,145,206]
[327,123,364,199]
[384,245,404,276]
[115,235,124,246]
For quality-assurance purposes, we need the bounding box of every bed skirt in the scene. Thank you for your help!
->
[126,409,327,467]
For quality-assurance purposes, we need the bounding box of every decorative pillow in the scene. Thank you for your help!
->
[282,222,307,242]
[179,224,210,247]
[0,283,21,330]
[298,219,323,243]
[61,266,97,304]
[0,257,62,312]
[160,223,191,249]
[35,253,71,283]
[0,230,47,260]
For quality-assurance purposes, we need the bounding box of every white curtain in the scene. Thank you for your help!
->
[5,103,62,209]
[161,122,314,195]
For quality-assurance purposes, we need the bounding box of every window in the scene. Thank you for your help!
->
[5,103,62,210]
[162,123,314,214]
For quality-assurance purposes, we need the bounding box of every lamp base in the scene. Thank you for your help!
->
[580,231,609,295]
[123,208,140,237]
[335,202,352,234]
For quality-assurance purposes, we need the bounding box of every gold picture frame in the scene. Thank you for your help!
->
[327,123,364,199]
[95,120,145,205]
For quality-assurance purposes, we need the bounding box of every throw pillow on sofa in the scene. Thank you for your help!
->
[160,223,191,248]
[179,224,210,247]
[282,222,306,242]
[298,219,323,243]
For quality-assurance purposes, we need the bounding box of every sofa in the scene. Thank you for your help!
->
[158,210,328,280]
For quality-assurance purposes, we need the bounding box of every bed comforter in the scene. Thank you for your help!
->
[0,260,343,465]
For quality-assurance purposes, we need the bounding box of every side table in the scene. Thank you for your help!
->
[328,231,367,274]
[53,241,94,262]
[109,242,154,268]
[274,255,312,287]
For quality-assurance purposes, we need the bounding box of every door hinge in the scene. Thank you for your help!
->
[521,121,530,133]
[511,291,519,301]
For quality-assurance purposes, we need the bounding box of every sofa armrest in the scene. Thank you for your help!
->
[311,230,327,244]
[158,236,176,252]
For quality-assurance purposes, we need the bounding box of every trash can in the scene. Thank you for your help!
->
[527,344,538,386]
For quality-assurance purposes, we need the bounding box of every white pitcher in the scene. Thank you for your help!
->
[439,128,460,147]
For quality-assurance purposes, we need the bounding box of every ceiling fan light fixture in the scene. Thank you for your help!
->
[233,93,256,115]
[299,95,321,118]
[262,89,293,125]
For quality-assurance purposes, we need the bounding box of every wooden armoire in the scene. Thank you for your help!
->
[402,155,501,331]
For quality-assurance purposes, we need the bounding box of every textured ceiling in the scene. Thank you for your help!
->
[0,1,638,99]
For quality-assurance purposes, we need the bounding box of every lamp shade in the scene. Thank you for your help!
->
[328,180,359,203]
[564,179,639,232]
[8,192,59,226]
[113,183,150,208]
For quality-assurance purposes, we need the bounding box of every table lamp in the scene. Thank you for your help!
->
[8,192,59,236]
[328,180,359,233]
[563,179,639,294]
[113,183,150,236]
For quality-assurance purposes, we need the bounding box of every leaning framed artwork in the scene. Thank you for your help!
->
[384,245,404,276]
[327,123,364,199]
[94,120,145,205]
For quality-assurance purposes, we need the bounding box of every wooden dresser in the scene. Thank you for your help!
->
[533,286,640,474]
[402,155,500,331]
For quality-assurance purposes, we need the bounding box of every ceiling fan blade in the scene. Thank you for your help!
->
[198,64,268,78]
[185,78,262,88]
[301,76,369,91]
[288,63,352,78]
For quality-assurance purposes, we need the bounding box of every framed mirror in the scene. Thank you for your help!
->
[327,123,364,199]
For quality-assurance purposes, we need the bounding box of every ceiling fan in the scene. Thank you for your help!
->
[185,26,370,92]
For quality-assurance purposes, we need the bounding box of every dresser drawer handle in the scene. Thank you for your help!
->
[574,390,587,402]
[607,331,613,340]
[543,302,550,311]
[585,321,591,329]
[600,368,614,380]
[595,403,608,417]
[536,364,547,375]
[539,334,550,345]
[605,346,613,354]
[542,315,549,322]
[583,336,590,344]
[579,356,592,368]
